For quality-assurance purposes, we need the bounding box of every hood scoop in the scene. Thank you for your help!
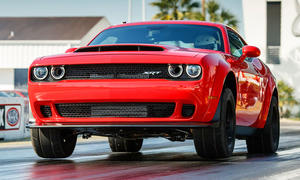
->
[75,45,165,53]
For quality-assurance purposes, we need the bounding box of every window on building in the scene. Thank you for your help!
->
[267,1,281,64]
[14,69,28,90]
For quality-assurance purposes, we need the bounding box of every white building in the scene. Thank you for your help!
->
[243,0,300,98]
[0,17,110,90]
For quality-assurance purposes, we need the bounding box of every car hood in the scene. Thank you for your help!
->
[31,44,222,66]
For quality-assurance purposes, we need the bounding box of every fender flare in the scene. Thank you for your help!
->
[251,75,277,128]
[201,55,236,124]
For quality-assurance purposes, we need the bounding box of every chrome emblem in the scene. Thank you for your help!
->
[142,71,161,75]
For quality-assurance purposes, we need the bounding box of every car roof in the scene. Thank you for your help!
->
[108,20,226,29]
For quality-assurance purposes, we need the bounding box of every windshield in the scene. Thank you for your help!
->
[0,92,9,97]
[4,91,21,97]
[89,24,224,52]
[20,92,28,97]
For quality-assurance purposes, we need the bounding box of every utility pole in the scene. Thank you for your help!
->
[202,0,206,20]
[142,0,146,21]
[128,0,132,22]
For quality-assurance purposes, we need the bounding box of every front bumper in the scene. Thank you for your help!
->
[27,121,217,128]
[28,79,220,127]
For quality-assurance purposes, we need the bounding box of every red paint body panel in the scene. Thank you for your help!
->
[28,21,277,129]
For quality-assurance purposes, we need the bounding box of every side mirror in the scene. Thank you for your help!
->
[65,47,77,53]
[238,45,261,62]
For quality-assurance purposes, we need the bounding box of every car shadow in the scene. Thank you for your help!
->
[28,151,279,179]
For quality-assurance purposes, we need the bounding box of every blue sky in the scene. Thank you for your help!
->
[0,0,244,35]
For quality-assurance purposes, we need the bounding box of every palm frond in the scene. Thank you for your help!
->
[150,0,238,30]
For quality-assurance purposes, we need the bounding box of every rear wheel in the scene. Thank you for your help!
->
[246,96,280,154]
[193,88,236,158]
[108,137,143,152]
[31,128,77,158]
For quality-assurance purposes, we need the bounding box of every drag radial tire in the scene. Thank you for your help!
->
[31,128,77,158]
[246,96,280,154]
[193,88,236,158]
[108,137,143,152]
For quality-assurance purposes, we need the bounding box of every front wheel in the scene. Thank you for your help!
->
[31,128,77,158]
[246,96,280,154]
[193,88,236,158]
[108,137,143,152]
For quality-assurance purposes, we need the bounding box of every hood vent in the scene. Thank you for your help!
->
[75,45,165,52]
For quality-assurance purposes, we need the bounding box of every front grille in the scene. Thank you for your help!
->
[31,64,200,81]
[55,102,175,118]
[40,105,52,117]
[64,64,171,80]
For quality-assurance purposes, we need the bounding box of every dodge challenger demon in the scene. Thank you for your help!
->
[28,21,279,159]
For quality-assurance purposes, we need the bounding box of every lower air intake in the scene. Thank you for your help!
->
[55,103,175,118]
[40,105,52,117]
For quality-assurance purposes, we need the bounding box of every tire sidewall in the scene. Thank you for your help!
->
[264,97,280,152]
[31,128,77,158]
[220,88,236,156]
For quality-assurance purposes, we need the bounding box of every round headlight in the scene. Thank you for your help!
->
[51,66,65,80]
[186,65,201,78]
[168,64,183,78]
[33,67,48,80]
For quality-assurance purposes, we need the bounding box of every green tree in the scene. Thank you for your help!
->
[151,0,238,29]
[205,0,238,29]
[151,0,200,20]
[277,80,298,118]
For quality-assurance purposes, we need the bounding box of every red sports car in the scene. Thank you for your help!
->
[28,21,279,159]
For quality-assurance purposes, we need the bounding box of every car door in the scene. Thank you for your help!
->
[227,30,264,126]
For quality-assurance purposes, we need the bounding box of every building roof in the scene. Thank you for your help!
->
[0,17,104,40]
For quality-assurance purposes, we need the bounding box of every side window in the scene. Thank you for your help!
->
[228,30,245,57]
[99,36,118,44]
